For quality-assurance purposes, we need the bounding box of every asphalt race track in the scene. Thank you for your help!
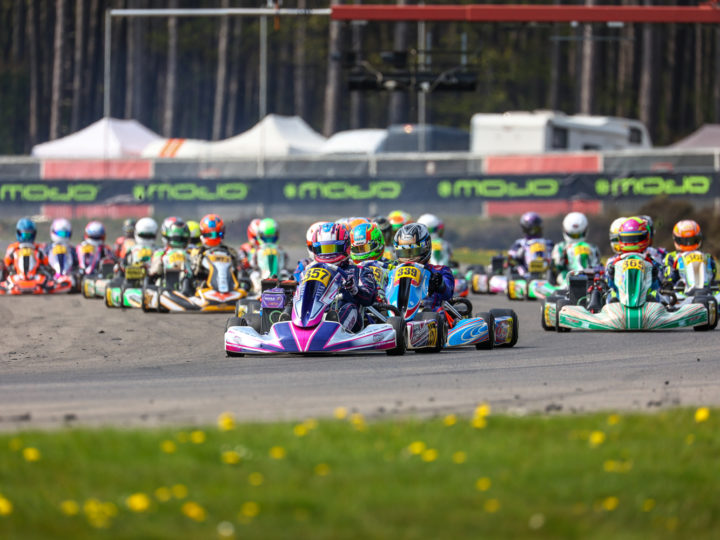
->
[1,293,719,431]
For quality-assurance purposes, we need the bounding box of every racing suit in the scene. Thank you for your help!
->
[3,242,49,274]
[113,235,136,260]
[662,250,717,288]
[191,243,240,283]
[507,237,554,278]
[551,240,602,284]
[76,240,115,275]
[421,263,455,311]
[605,251,667,304]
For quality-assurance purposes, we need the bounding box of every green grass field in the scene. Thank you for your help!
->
[1,407,717,539]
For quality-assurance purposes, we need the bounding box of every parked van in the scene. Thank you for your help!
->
[470,110,651,154]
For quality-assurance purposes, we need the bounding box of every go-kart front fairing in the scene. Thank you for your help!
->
[0,245,72,295]
[225,262,400,356]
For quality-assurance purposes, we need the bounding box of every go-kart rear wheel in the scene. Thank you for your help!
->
[415,312,446,353]
[104,287,113,308]
[555,299,571,332]
[386,316,406,356]
[475,312,495,350]
[224,317,245,357]
[540,301,553,331]
[692,297,718,331]
[490,308,519,348]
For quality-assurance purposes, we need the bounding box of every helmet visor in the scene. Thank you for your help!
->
[619,231,646,245]
[313,241,346,255]
[17,231,35,242]
[54,229,72,239]
[674,235,701,247]
[395,244,425,260]
[137,232,156,240]
[565,230,585,240]
[351,243,373,255]
[202,231,223,240]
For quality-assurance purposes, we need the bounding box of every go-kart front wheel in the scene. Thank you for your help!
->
[490,308,519,347]
[225,317,245,357]
[540,301,554,331]
[386,316,406,356]
[415,312,447,353]
[555,299,571,333]
[693,296,718,331]
[475,311,495,350]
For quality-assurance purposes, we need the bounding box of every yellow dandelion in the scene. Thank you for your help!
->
[217,412,236,431]
[314,463,331,476]
[602,496,619,511]
[0,495,13,516]
[240,501,260,518]
[22,447,41,462]
[269,446,286,459]
[160,440,177,454]
[421,449,438,462]
[334,407,348,419]
[181,501,206,522]
[293,424,309,437]
[350,413,366,431]
[475,403,491,418]
[408,441,426,455]
[607,414,621,426]
[476,477,492,491]
[452,451,467,464]
[471,416,487,429]
[171,484,188,499]
[484,499,501,513]
[642,499,656,512]
[686,434,696,445]
[248,472,264,486]
[190,430,206,444]
[9,438,22,451]
[443,414,457,426]
[60,500,79,516]
[589,430,606,448]
[154,487,172,502]
[222,450,242,465]
[126,493,151,513]
[695,407,710,423]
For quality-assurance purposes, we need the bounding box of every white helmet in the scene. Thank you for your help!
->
[417,213,444,238]
[562,212,588,243]
[50,218,72,244]
[306,221,326,257]
[609,217,626,254]
[134,217,158,247]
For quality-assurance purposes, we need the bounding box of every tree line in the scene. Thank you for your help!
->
[1,0,719,155]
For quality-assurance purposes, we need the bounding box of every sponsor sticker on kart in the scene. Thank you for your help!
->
[210,254,231,264]
[138,247,153,261]
[529,259,547,272]
[125,265,146,280]
[530,242,545,254]
[427,321,438,347]
[260,247,278,256]
[621,258,644,271]
[574,244,591,256]
[304,267,331,287]
[394,265,421,285]
[685,252,704,264]
[19,247,33,257]
[167,251,186,265]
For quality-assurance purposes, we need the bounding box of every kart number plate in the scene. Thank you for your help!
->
[304,267,331,286]
[125,265,146,280]
[529,260,547,273]
[622,258,644,271]
[52,245,67,255]
[210,254,231,264]
[168,252,186,265]
[369,265,384,284]
[574,245,591,256]
[685,252,703,264]
[395,265,421,284]
[81,244,94,254]
[530,242,545,253]
[19,247,34,257]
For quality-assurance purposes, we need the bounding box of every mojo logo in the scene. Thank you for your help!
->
[0,183,99,202]
[283,181,402,200]
[133,182,249,201]
[594,175,712,197]
[437,178,560,199]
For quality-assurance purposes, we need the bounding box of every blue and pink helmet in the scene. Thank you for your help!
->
[311,222,351,264]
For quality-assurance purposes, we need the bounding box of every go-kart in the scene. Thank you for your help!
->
[553,253,716,331]
[540,269,607,331]
[78,243,116,299]
[661,250,720,306]
[47,242,81,293]
[0,244,73,295]
[467,255,507,295]
[104,246,155,309]
[505,239,558,300]
[248,242,292,296]
[143,247,249,312]
[555,240,601,289]
[383,262,518,351]
[225,262,404,356]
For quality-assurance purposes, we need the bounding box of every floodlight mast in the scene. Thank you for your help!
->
[102,7,331,119]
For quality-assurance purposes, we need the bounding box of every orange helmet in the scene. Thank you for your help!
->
[247,218,262,248]
[200,213,225,247]
[672,219,702,252]
[388,210,411,233]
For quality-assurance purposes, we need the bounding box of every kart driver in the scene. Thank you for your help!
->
[417,213,454,267]
[506,211,554,277]
[350,221,393,301]
[662,219,717,287]
[551,212,602,283]
[148,219,194,293]
[113,218,136,259]
[191,213,241,283]
[3,218,49,278]
[76,221,115,275]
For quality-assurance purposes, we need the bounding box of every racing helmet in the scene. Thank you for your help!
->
[672,219,702,252]
[200,213,225,247]
[520,211,543,238]
[348,216,371,230]
[372,216,393,247]
[609,217,626,254]
[160,217,180,246]
[388,210,412,233]
[134,217,159,247]
[50,218,72,244]
[394,223,432,264]
[417,213,444,239]
[122,218,137,239]
[350,222,385,262]
[247,218,262,248]
[311,222,350,264]
[16,217,37,243]
[617,217,650,253]
[562,212,588,243]
[166,220,190,248]
[257,218,278,245]
[306,221,327,256]
[84,221,106,246]
[186,220,201,246]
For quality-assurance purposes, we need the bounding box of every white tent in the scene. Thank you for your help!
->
[141,114,326,158]
[32,117,162,158]
[669,124,720,149]
[320,129,387,154]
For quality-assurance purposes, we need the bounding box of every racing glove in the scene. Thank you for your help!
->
[428,272,444,295]
[343,275,359,296]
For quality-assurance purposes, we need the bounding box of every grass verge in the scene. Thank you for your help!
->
[0,407,718,539]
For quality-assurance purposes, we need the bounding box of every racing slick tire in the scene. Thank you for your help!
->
[489,308,519,348]
[225,317,245,357]
[692,296,718,331]
[386,316,407,356]
[81,278,93,299]
[244,312,262,333]
[105,286,113,308]
[555,298,571,332]
[141,284,151,313]
[415,312,447,353]
[540,301,554,331]
[474,311,495,350]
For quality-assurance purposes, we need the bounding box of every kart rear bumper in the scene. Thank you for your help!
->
[558,302,709,330]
